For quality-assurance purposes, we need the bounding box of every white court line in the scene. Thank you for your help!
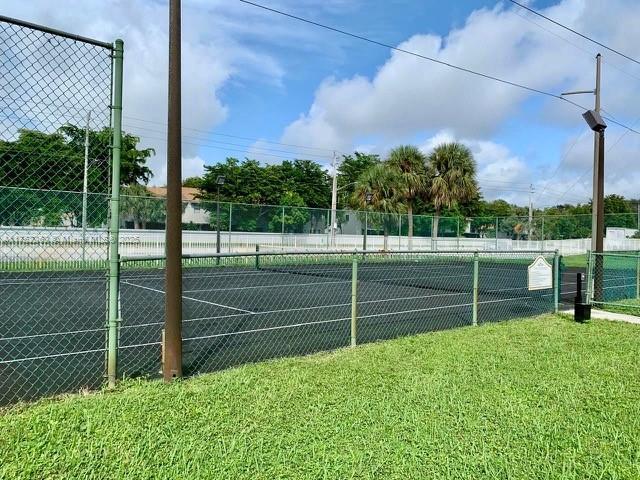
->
[0,347,105,364]
[120,341,162,349]
[183,316,350,343]
[358,290,469,305]
[0,327,105,342]
[358,292,554,321]
[121,300,352,330]
[122,280,255,314]
[185,278,349,293]
[0,278,105,287]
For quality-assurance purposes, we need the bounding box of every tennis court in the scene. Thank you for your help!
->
[1,251,560,405]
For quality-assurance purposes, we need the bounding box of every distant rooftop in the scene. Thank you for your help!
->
[147,187,200,203]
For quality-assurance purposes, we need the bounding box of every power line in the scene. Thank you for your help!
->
[123,123,333,160]
[511,8,640,83]
[543,115,640,205]
[534,129,589,201]
[508,0,640,66]
[126,132,330,162]
[123,115,345,154]
[237,0,640,137]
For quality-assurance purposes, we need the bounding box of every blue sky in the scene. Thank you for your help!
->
[218,0,559,143]
[3,0,640,206]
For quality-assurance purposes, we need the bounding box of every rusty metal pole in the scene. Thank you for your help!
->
[164,0,182,381]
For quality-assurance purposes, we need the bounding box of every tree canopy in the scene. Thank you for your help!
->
[0,125,154,227]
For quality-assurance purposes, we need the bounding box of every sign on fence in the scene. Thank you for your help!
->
[528,256,553,291]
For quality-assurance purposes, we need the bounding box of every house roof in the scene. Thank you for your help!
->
[147,187,201,202]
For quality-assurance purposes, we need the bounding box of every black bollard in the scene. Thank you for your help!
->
[574,272,591,323]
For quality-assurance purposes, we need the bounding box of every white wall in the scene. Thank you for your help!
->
[2,226,640,263]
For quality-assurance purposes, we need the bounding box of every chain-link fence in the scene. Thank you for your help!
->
[116,250,558,383]
[106,191,640,256]
[587,251,640,316]
[0,16,120,406]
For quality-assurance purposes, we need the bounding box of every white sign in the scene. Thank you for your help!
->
[528,256,553,291]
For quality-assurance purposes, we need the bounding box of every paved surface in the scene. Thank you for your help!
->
[562,308,640,325]
[1,259,559,405]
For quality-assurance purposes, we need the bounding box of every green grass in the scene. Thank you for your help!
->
[562,254,587,268]
[2,315,640,479]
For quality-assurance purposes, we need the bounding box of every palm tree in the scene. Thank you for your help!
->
[386,145,428,250]
[351,163,402,251]
[426,143,478,240]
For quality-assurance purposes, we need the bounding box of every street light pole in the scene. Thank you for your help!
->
[592,54,602,253]
[594,126,605,300]
[561,53,601,252]
[581,109,607,301]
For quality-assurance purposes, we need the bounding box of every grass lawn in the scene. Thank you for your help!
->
[2,315,640,479]
[562,254,587,268]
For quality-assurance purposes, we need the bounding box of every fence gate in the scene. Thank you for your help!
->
[0,15,120,405]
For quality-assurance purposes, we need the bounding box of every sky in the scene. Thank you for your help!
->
[2,0,640,207]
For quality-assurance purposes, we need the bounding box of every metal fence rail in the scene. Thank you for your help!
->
[0,16,119,406]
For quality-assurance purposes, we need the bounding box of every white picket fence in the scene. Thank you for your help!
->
[2,226,640,264]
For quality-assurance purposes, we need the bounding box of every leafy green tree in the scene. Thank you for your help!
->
[337,152,380,208]
[183,177,204,189]
[0,125,154,226]
[58,125,154,187]
[426,143,479,239]
[500,216,527,240]
[386,145,428,248]
[288,160,332,209]
[199,157,332,231]
[268,191,310,233]
[603,194,635,229]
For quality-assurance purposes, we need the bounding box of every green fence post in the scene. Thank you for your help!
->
[281,206,285,249]
[636,253,640,299]
[553,250,560,313]
[585,250,593,304]
[255,244,260,270]
[351,255,358,347]
[107,38,124,388]
[228,203,232,252]
[472,252,479,326]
